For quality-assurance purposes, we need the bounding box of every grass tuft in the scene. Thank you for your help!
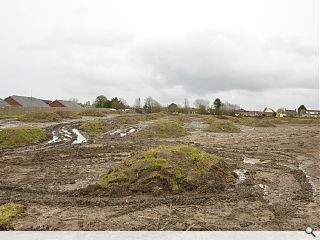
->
[0,203,23,224]
[0,126,48,148]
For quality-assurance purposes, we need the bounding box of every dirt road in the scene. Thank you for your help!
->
[0,116,319,230]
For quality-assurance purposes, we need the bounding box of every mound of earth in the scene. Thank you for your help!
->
[80,120,112,133]
[0,127,47,148]
[136,119,188,138]
[205,119,240,133]
[101,145,235,195]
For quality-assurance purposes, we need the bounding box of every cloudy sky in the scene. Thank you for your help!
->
[0,0,318,110]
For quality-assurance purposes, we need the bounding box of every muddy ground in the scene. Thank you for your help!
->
[0,115,319,230]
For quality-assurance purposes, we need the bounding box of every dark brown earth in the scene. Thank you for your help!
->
[0,115,319,230]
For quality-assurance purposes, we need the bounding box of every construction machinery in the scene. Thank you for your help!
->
[263,107,285,118]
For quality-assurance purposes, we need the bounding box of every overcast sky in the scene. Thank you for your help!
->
[0,0,318,110]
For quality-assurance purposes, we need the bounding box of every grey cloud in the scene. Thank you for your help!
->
[136,33,318,95]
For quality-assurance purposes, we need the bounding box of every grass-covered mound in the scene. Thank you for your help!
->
[80,120,112,133]
[136,119,188,138]
[18,111,62,122]
[0,203,23,224]
[0,126,48,148]
[116,115,148,125]
[115,112,168,125]
[101,145,235,194]
[205,119,240,133]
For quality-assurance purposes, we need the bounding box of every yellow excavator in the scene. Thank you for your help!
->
[263,107,281,118]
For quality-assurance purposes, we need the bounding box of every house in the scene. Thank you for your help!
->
[4,95,49,108]
[302,110,320,118]
[0,99,10,108]
[41,99,52,105]
[50,100,82,108]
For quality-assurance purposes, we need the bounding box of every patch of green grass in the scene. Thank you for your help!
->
[80,120,112,133]
[205,119,241,133]
[18,111,62,122]
[115,115,148,125]
[80,109,106,117]
[0,126,48,148]
[101,145,234,194]
[55,110,80,119]
[136,119,188,138]
[0,203,23,224]
[171,114,191,123]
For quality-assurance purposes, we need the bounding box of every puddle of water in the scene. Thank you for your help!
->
[128,128,136,133]
[234,169,247,184]
[72,129,87,144]
[243,157,261,164]
[62,129,71,135]
[48,131,62,144]
[106,127,137,137]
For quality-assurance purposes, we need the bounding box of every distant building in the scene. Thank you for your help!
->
[235,109,264,117]
[301,110,320,118]
[4,95,49,108]
[285,109,297,117]
[0,99,10,108]
[50,100,82,108]
[41,99,52,105]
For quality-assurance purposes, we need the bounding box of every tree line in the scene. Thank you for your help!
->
[93,95,241,115]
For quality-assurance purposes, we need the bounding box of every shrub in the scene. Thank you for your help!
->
[101,145,235,194]
[80,120,112,133]
[136,119,188,138]
[0,203,23,224]
[0,126,48,148]
[205,119,240,133]
[18,111,62,122]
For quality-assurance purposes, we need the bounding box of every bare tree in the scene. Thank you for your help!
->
[221,101,240,115]
[144,96,161,113]
[194,99,209,109]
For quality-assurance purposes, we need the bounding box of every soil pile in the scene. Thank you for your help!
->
[205,119,240,133]
[0,126,47,148]
[101,145,235,195]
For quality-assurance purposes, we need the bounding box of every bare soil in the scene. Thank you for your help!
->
[0,116,319,230]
